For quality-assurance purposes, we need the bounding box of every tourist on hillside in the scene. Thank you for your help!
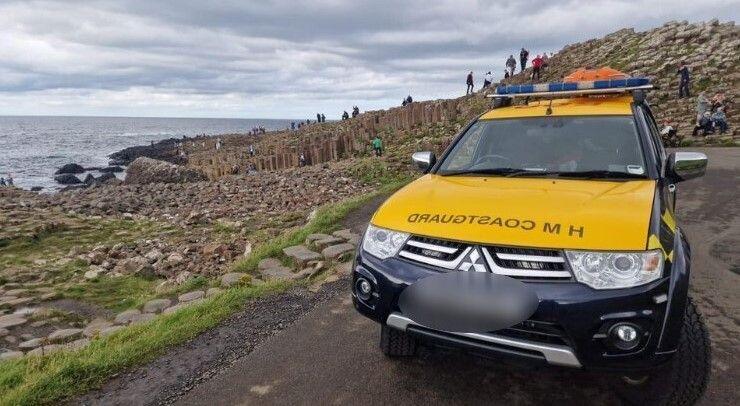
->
[342,111,349,120]
[299,153,307,167]
[660,121,677,139]
[317,113,321,122]
[519,48,529,71]
[466,71,474,95]
[692,111,714,137]
[406,95,412,104]
[712,107,728,134]
[215,138,222,151]
[677,62,690,98]
[542,53,550,69]
[352,106,360,117]
[483,71,492,88]
[249,145,255,157]
[402,98,408,106]
[6,175,13,186]
[504,70,510,79]
[0,178,5,187]
[291,122,296,130]
[710,93,725,112]
[506,55,517,76]
[371,135,383,157]
[321,113,326,123]
[531,54,543,81]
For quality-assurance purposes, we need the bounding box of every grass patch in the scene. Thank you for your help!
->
[0,281,291,406]
[60,275,158,313]
[232,178,409,273]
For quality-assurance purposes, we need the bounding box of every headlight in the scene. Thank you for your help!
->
[565,249,664,290]
[362,224,409,259]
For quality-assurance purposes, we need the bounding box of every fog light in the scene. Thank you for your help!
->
[609,323,641,351]
[356,278,373,300]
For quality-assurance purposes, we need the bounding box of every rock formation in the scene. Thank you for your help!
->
[124,157,208,184]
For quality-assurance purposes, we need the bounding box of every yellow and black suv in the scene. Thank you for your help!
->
[352,70,711,405]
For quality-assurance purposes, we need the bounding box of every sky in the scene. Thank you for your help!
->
[0,0,738,119]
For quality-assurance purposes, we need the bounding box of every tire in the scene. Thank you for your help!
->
[380,324,417,357]
[615,297,711,406]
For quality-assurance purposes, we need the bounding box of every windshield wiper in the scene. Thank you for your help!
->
[557,170,647,179]
[439,167,526,176]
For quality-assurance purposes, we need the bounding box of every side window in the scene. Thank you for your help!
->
[642,106,667,173]
[635,107,662,175]
[443,122,485,170]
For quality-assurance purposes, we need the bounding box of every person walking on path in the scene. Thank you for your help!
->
[506,55,517,76]
[483,71,492,88]
[466,71,474,95]
[531,54,543,81]
[519,48,529,71]
[371,135,383,157]
[677,62,690,98]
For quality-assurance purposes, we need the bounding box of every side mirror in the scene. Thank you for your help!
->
[667,152,707,182]
[411,151,436,173]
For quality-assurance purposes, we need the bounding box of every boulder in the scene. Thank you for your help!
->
[114,309,141,325]
[99,166,124,173]
[54,174,82,185]
[221,273,248,287]
[142,298,171,314]
[124,157,207,185]
[96,172,118,183]
[55,163,85,175]
[0,351,24,361]
[321,243,356,261]
[282,245,321,267]
[178,290,205,303]
[47,328,83,343]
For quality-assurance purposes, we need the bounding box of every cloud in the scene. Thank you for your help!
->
[0,0,737,118]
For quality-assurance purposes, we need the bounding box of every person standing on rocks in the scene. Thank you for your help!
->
[299,153,307,167]
[371,135,383,157]
[531,54,543,81]
[321,113,326,123]
[249,145,255,157]
[677,62,690,98]
[342,111,349,120]
[519,48,529,71]
[0,177,5,187]
[6,174,13,186]
[406,95,412,104]
[696,92,710,121]
[506,55,517,76]
[712,107,728,134]
[317,113,321,123]
[466,71,474,95]
[483,71,492,88]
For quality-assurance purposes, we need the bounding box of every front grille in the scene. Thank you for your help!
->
[495,320,570,346]
[398,235,572,280]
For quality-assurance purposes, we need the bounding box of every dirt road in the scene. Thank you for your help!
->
[79,148,739,406]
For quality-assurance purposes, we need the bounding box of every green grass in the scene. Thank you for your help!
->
[0,181,412,405]
[232,178,409,273]
[0,281,291,406]
[60,275,158,313]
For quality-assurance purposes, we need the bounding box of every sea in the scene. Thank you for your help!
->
[0,116,294,192]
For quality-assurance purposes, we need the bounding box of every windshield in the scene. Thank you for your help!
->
[437,116,648,179]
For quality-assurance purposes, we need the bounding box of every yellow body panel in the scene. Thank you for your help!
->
[480,96,633,120]
[372,175,656,251]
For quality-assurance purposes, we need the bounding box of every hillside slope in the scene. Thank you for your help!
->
[182,20,738,178]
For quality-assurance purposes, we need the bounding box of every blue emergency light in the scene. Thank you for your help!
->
[493,77,651,97]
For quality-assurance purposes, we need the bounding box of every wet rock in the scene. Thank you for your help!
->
[48,328,83,343]
[142,298,171,314]
[54,174,82,185]
[55,163,85,175]
[99,166,124,173]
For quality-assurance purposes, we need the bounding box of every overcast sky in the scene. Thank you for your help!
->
[0,0,737,119]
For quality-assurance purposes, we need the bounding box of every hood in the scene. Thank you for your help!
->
[372,175,656,251]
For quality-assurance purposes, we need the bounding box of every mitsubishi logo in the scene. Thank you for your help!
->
[458,248,488,272]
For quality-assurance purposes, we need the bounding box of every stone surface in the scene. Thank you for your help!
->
[178,290,205,303]
[0,314,27,329]
[48,328,83,343]
[114,309,142,325]
[65,337,91,350]
[142,298,172,314]
[100,325,125,337]
[0,350,24,361]
[305,233,332,245]
[125,157,208,184]
[129,313,156,325]
[27,344,62,357]
[313,237,344,250]
[206,287,222,298]
[258,258,284,270]
[332,229,359,241]
[221,273,247,287]
[321,243,356,261]
[83,318,113,338]
[282,245,321,266]
[163,300,203,315]
[18,337,44,350]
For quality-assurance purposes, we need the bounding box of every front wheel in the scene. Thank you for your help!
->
[614,297,711,405]
[380,324,417,357]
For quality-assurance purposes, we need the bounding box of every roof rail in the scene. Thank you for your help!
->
[489,76,653,99]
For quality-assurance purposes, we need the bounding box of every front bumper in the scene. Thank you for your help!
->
[352,247,688,372]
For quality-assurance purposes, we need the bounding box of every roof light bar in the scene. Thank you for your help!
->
[490,77,652,99]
